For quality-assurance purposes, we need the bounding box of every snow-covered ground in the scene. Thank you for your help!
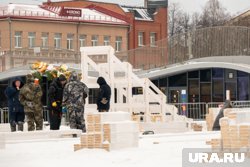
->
[0,131,220,167]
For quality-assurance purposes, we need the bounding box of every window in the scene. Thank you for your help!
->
[79,34,86,48]
[212,68,224,78]
[54,33,62,49]
[169,73,187,87]
[188,71,199,78]
[67,34,74,50]
[104,36,110,46]
[138,32,144,46]
[212,79,223,102]
[15,31,22,48]
[150,32,156,47]
[115,36,122,52]
[200,69,211,82]
[188,80,199,102]
[41,32,49,49]
[225,82,236,101]
[200,83,211,102]
[91,35,98,46]
[237,71,249,100]
[28,32,36,48]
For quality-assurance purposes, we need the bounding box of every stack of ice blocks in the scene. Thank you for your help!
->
[207,108,250,154]
[74,111,139,151]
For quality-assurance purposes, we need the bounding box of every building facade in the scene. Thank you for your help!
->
[44,0,168,69]
[0,1,169,71]
[151,68,250,103]
[45,0,168,50]
[226,9,250,27]
[0,3,129,71]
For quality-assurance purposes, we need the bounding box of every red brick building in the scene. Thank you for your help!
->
[45,0,168,50]
[44,1,168,69]
[0,1,168,71]
[0,3,129,71]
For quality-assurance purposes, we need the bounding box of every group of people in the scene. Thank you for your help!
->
[5,72,111,132]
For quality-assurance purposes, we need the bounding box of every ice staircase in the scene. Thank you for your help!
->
[80,46,189,126]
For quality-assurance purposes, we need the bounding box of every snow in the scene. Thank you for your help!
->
[0,4,127,25]
[0,3,55,16]
[0,131,220,167]
[135,8,153,21]
[121,6,153,21]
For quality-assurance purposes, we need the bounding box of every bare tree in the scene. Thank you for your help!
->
[168,0,231,37]
[178,12,191,33]
[190,12,201,30]
[199,0,231,27]
[168,3,183,37]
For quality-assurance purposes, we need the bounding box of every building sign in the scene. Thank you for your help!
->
[147,0,168,8]
[60,8,82,17]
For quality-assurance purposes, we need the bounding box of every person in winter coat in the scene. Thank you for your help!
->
[212,100,232,131]
[19,74,43,131]
[5,77,25,132]
[96,77,111,112]
[48,74,67,130]
[62,72,88,132]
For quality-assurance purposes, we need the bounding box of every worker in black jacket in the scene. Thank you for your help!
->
[96,77,111,112]
[5,77,25,131]
[48,75,67,130]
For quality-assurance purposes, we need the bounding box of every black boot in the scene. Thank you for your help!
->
[17,121,24,131]
[10,121,17,132]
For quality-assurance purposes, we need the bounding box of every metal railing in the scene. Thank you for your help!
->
[0,106,71,124]
[1,101,250,123]
[171,100,250,120]
[0,106,50,124]
[170,102,207,120]
[0,107,9,123]
[231,101,250,108]
[116,26,250,70]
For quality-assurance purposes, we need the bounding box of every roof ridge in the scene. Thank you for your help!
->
[121,5,147,9]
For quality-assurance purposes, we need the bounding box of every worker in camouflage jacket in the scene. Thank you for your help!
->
[62,72,88,132]
[19,74,43,131]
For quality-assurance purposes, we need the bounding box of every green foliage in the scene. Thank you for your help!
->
[32,71,42,81]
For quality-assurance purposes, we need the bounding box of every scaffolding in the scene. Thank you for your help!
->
[80,46,187,123]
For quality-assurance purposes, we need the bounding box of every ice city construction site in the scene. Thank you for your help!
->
[1,46,250,167]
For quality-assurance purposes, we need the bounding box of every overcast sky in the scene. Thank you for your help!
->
[2,0,250,15]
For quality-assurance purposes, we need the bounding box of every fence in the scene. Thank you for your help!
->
[0,106,72,124]
[170,102,207,120]
[116,26,250,70]
[171,100,250,120]
[0,106,50,124]
[0,107,9,123]
[1,101,250,123]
